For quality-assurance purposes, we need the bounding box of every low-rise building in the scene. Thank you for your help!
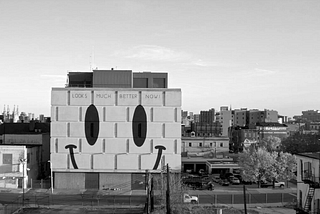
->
[0,145,27,189]
[0,122,50,183]
[181,135,231,174]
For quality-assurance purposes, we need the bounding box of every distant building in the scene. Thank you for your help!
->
[199,108,215,125]
[2,105,19,123]
[302,110,320,122]
[181,135,233,174]
[256,122,289,140]
[193,114,200,123]
[0,145,27,189]
[216,107,232,137]
[229,122,288,153]
[0,122,50,187]
[182,135,229,156]
[233,109,247,127]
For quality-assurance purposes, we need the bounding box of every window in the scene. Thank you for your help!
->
[153,78,165,88]
[189,142,192,147]
[210,143,213,147]
[220,143,223,147]
[199,143,202,147]
[3,154,12,164]
[300,160,303,180]
[133,78,148,88]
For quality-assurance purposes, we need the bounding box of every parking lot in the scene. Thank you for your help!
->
[181,172,297,191]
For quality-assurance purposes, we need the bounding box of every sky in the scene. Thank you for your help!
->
[0,0,319,118]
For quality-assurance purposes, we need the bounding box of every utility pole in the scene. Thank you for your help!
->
[243,185,247,214]
[166,164,170,214]
[146,170,150,214]
[20,158,27,207]
[151,177,154,212]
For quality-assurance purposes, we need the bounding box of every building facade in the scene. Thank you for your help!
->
[0,145,27,189]
[51,70,181,190]
[216,107,233,137]
[302,110,320,122]
[0,122,50,182]
[296,153,320,213]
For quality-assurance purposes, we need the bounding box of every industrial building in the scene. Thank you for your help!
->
[51,70,181,190]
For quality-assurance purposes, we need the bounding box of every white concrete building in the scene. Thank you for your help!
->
[51,70,181,189]
[296,153,320,214]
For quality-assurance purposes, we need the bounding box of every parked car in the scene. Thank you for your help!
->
[219,179,230,186]
[221,172,234,180]
[213,176,221,183]
[229,177,240,185]
[194,181,214,190]
[201,175,211,183]
[183,193,199,204]
[260,180,285,188]
[242,180,254,185]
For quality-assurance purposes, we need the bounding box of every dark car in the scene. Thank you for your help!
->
[221,172,234,180]
[194,181,214,190]
[219,179,230,186]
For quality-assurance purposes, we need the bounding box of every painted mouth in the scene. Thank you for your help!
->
[153,145,166,170]
[65,144,167,171]
[65,144,78,169]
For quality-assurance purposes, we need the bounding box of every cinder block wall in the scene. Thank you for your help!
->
[51,88,181,176]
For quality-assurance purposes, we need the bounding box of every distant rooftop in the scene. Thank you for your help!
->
[0,122,50,134]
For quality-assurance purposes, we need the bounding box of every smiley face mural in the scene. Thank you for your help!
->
[51,89,181,175]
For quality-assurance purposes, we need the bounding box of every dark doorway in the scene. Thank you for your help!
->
[85,173,99,189]
[195,164,206,174]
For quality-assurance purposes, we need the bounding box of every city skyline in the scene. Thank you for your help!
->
[0,0,319,118]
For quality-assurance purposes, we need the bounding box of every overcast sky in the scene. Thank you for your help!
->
[0,0,319,118]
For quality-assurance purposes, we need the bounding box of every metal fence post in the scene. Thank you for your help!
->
[281,193,284,203]
[265,193,268,203]
[215,194,217,205]
[231,194,234,205]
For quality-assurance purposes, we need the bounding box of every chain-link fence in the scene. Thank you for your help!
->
[28,179,51,189]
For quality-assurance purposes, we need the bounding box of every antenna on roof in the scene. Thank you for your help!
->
[90,46,95,71]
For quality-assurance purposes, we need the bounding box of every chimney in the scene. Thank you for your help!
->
[29,120,35,131]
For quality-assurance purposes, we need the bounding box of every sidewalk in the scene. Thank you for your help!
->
[25,186,296,196]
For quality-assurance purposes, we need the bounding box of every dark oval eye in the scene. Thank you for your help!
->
[85,104,100,146]
[132,105,147,147]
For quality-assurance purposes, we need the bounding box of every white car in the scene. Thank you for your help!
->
[183,193,199,204]
[229,177,240,184]
[274,181,285,187]
[261,180,285,188]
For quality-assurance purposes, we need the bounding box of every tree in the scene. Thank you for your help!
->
[238,146,296,187]
[272,152,296,182]
[238,146,277,187]
[259,136,281,152]
[281,133,320,154]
